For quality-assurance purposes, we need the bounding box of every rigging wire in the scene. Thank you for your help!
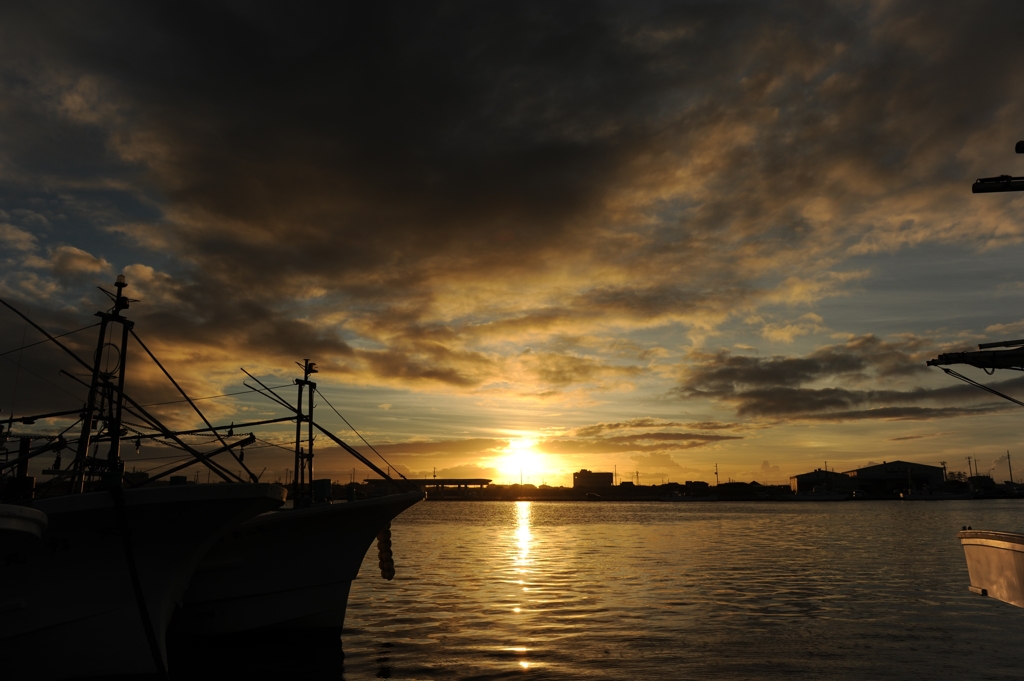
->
[252,437,294,453]
[241,380,295,412]
[1,352,85,403]
[130,328,255,481]
[123,419,160,433]
[314,388,408,480]
[138,384,294,408]
[136,455,195,475]
[0,322,100,358]
[56,418,82,439]
[121,454,196,462]
[939,367,1024,408]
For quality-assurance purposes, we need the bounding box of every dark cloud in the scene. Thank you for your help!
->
[604,431,734,443]
[683,421,744,431]
[799,406,1008,422]
[2,2,1022,380]
[887,432,950,442]
[574,418,687,437]
[542,431,741,455]
[676,335,1022,422]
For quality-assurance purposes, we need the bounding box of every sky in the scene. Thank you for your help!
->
[4,1,1024,487]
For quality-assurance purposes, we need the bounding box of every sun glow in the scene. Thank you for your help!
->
[495,437,547,484]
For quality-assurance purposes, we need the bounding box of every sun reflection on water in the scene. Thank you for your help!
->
[515,500,532,567]
[512,501,532,670]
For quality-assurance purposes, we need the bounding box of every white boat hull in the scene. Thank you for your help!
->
[0,484,285,679]
[0,504,47,549]
[958,530,1024,608]
[174,490,424,637]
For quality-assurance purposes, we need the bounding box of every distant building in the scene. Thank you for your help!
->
[790,469,854,495]
[365,477,491,499]
[968,475,996,492]
[573,469,613,488]
[683,480,711,496]
[843,460,944,496]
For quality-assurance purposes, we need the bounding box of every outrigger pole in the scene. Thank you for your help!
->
[130,328,258,482]
[4,280,414,493]
[241,368,411,493]
[1,278,254,489]
[928,341,1024,407]
[971,141,1024,193]
[930,145,1024,401]
[57,368,243,483]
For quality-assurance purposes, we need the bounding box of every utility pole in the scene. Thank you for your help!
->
[715,463,719,486]
[614,465,617,485]
[967,455,973,478]
[1009,451,1014,485]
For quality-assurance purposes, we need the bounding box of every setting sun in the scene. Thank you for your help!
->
[495,438,547,484]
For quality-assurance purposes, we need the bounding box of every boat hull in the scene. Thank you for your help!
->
[174,490,424,637]
[0,503,47,549]
[958,530,1024,608]
[0,484,285,679]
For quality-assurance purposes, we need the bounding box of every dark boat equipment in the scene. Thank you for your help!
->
[2,276,412,498]
[971,141,1024,193]
[928,341,1024,407]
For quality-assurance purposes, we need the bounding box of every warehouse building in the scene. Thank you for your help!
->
[573,469,613,488]
[789,469,854,495]
[843,460,944,496]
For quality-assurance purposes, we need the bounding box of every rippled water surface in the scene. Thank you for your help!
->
[340,500,1024,680]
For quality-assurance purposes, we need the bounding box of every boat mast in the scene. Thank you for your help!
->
[293,372,303,498]
[307,362,316,491]
[293,359,317,504]
[72,275,134,493]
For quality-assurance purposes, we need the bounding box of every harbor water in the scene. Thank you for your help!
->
[337,500,1024,680]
